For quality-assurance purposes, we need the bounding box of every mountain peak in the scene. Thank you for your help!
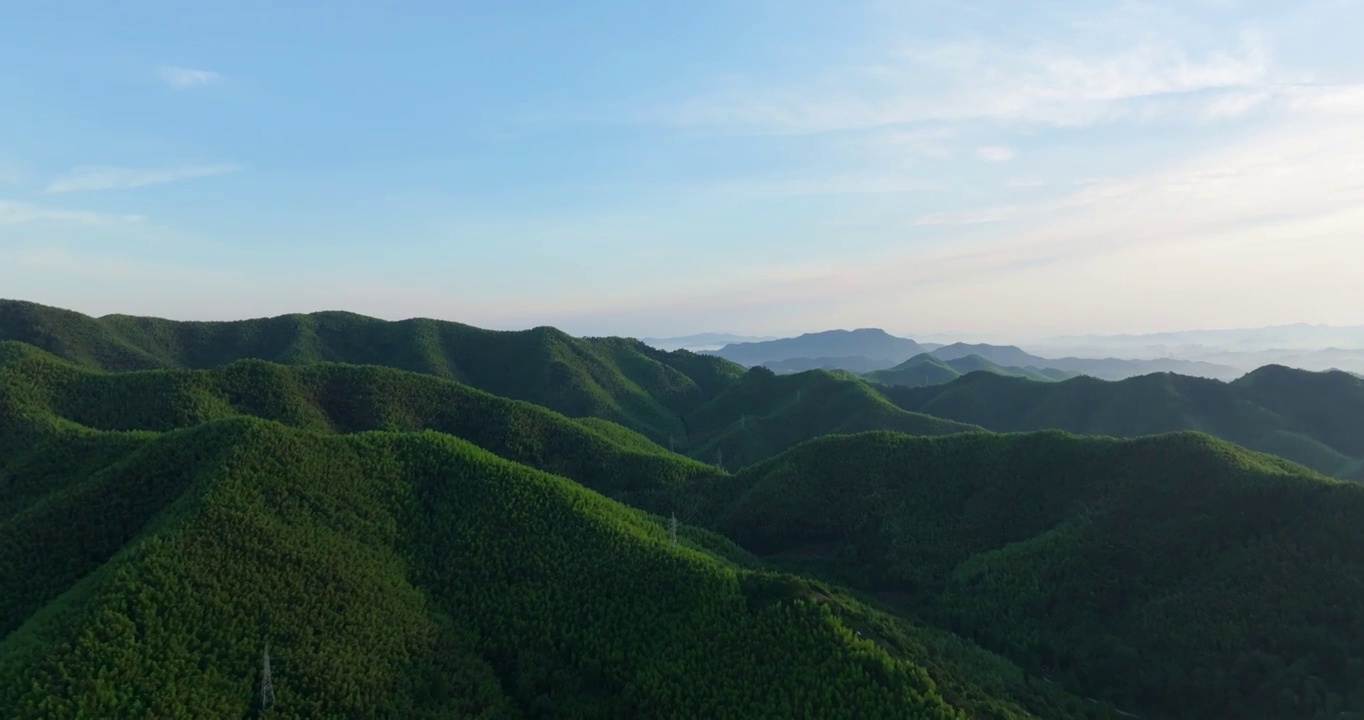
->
[712,328,923,366]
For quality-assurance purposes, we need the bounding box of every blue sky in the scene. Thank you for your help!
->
[3,0,1363,340]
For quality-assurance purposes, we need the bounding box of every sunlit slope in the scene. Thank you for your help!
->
[0,341,716,499]
[2,341,984,476]
[0,300,744,441]
[0,418,1096,719]
[705,430,1364,720]
[13,300,1360,480]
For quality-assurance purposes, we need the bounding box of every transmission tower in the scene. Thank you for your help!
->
[260,642,275,711]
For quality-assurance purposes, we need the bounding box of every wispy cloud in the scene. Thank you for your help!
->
[916,83,1364,228]
[46,163,241,193]
[0,200,143,226]
[156,66,223,89]
[853,110,1364,314]
[639,17,1295,135]
[976,146,1015,162]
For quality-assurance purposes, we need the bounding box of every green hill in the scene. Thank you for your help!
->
[879,370,1364,477]
[946,356,1073,383]
[1230,364,1364,460]
[0,340,982,482]
[865,354,960,387]
[0,299,744,443]
[0,302,983,472]
[867,354,1076,389]
[698,430,1364,720]
[5,323,1364,717]
[0,340,716,500]
[680,366,982,470]
[762,356,892,374]
[9,301,1357,482]
[0,416,1101,718]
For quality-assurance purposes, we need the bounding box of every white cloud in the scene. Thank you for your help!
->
[976,146,1015,162]
[915,84,1364,228]
[769,108,1364,334]
[0,200,143,226]
[639,15,1305,135]
[46,163,241,193]
[156,66,223,89]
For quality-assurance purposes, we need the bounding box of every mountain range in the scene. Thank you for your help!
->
[875,366,1364,479]
[638,332,778,352]
[706,329,927,367]
[866,353,1077,388]
[705,331,1246,381]
[1031,323,1364,355]
[3,298,1364,718]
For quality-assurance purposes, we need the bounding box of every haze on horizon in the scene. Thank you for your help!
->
[2,0,1362,339]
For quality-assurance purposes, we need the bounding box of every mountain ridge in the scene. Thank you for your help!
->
[709,329,927,366]
[693,429,1364,719]
[4,300,1364,717]
[697,322,1246,380]
[876,368,1364,477]
[0,389,1111,718]
[0,299,745,444]
[868,353,1079,388]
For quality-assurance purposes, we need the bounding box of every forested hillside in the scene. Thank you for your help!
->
[8,301,1361,479]
[0,300,742,443]
[878,370,1364,477]
[0,341,715,500]
[680,431,1364,720]
[867,353,1075,388]
[680,367,981,470]
[0,340,978,480]
[0,405,1100,718]
[4,302,1364,718]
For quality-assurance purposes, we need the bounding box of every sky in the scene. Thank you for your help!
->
[2,0,1363,341]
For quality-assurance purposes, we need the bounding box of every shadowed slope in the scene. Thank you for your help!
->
[694,430,1364,720]
[1231,364,1364,460]
[878,370,1364,477]
[680,367,982,469]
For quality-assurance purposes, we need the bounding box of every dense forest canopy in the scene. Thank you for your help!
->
[2,300,1363,719]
